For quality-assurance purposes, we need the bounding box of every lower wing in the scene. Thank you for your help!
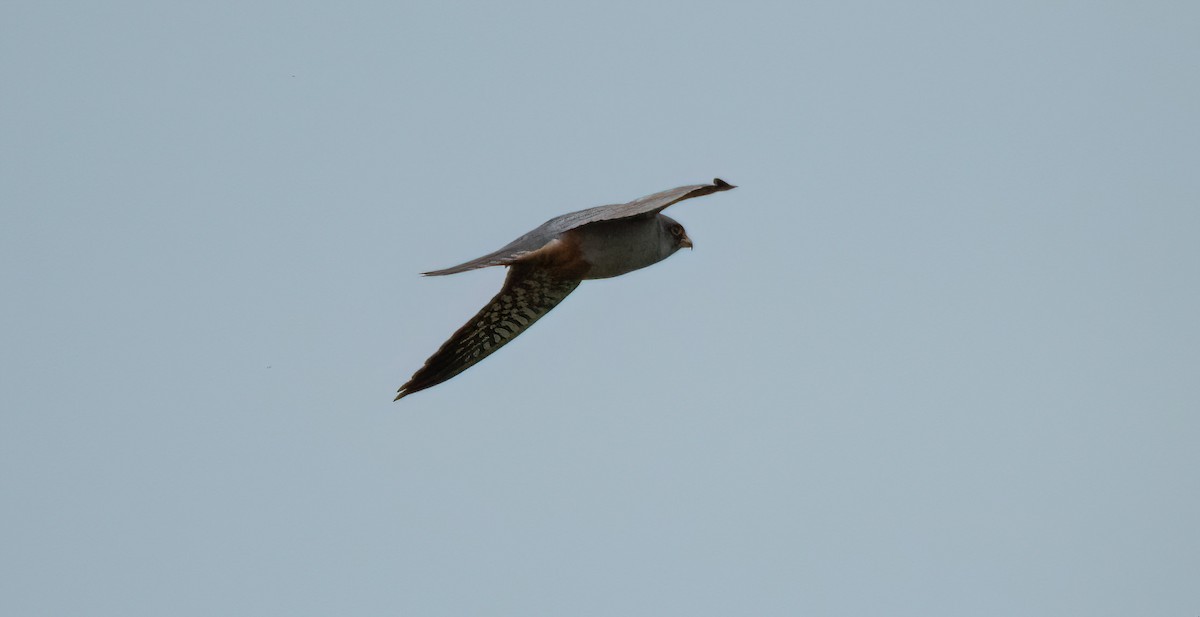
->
[395,264,581,400]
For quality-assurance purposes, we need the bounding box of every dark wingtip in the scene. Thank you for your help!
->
[712,178,736,189]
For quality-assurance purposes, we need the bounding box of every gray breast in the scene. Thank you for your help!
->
[573,216,675,280]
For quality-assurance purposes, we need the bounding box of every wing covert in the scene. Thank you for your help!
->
[422,227,556,276]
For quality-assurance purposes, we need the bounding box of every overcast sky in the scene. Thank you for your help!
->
[3,1,1198,615]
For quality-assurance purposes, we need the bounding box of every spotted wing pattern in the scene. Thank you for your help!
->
[394,265,581,400]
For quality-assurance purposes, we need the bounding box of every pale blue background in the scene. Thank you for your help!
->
[2,1,1198,615]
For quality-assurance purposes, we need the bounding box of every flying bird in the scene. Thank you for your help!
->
[394,178,736,401]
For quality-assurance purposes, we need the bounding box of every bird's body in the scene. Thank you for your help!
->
[573,215,684,279]
[395,178,735,401]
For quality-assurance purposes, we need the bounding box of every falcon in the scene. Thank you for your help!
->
[394,178,736,401]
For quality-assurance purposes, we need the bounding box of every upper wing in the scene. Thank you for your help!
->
[422,225,557,276]
[539,177,736,234]
[422,178,735,277]
[394,264,581,400]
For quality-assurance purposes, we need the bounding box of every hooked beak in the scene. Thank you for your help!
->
[680,234,694,250]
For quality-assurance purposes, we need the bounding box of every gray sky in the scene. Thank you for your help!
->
[3,1,1198,615]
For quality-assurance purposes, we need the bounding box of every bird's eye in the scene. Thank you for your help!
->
[670,224,683,236]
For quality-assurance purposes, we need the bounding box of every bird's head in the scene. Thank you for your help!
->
[660,214,693,253]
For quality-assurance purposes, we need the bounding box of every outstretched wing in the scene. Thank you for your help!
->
[540,177,736,234]
[421,227,558,276]
[422,178,735,277]
[394,264,581,400]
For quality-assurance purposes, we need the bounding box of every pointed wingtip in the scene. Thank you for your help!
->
[394,380,423,401]
[712,178,736,189]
